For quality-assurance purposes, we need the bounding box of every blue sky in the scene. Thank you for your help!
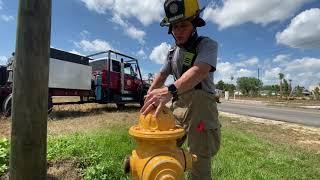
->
[0,0,319,90]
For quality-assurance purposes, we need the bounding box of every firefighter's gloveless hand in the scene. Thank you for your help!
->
[140,87,172,117]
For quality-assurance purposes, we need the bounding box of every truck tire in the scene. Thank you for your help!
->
[139,90,147,107]
[2,93,12,117]
[116,103,125,109]
[48,96,53,114]
[2,94,53,117]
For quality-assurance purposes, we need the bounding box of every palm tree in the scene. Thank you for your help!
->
[279,73,284,99]
[288,79,293,100]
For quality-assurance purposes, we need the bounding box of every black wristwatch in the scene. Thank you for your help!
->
[167,84,178,101]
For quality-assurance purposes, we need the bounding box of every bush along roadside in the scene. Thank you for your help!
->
[0,138,9,175]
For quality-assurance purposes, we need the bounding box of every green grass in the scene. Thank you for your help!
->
[0,138,9,174]
[1,125,319,179]
[47,126,134,180]
[213,127,320,180]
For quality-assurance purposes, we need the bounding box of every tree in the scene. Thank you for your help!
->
[237,77,263,96]
[295,86,304,97]
[283,79,289,97]
[279,73,284,99]
[225,83,236,94]
[289,79,292,92]
[313,85,320,100]
[262,85,273,96]
[216,80,236,94]
[216,80,225,90]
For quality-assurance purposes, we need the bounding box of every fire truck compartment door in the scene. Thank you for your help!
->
[49,58,92,90]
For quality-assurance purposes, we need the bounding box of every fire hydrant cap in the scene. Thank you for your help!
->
[139,107,175,131]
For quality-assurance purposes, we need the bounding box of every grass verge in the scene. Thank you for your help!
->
[214,127,319,179]
[48,125,320,179]
[1,117,319,179]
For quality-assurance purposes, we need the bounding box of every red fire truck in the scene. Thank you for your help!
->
[0,48,149,116]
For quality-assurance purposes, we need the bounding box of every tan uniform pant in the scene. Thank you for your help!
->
[171,90,221,180]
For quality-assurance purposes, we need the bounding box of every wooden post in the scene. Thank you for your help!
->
[10,0,52,179]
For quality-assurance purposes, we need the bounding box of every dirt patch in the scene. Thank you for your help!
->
[0,104,140,139]
[47,159,83,180]
[0,117,10,138]
[0,159,83,180]
[220,112,320,153]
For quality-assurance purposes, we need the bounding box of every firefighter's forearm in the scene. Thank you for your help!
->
[148,73,167,93]
[174,63,211,94]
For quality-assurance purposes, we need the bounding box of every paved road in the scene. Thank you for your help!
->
[218,101,320,127]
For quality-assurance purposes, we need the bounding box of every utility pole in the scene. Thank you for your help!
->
[257,68,261,96]
[10,1,52,179]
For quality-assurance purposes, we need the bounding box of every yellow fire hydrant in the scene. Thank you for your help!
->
[124,107,196,180]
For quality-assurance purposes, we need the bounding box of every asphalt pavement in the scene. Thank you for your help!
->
[218,100,320,127]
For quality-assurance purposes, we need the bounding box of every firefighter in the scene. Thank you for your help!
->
[140,0,221,179]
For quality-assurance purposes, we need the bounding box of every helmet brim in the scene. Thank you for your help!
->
[160,15,205,28]
[192,16,205,27]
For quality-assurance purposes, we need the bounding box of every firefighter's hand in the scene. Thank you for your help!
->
[140,87,172,117]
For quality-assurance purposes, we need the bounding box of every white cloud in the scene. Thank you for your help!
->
[80,30,90,39]
[235,57,259,67]
[0,56,7,65]
[262,67,282,84]
[75,39,113,52]
[137,49,145,56]
[126,26,145,44]
[215,62,237,83]
[237,68,255,77]
[273,54,290,63]
[136,48,147,59]
[285,57,320,73]
[203,0,309,29]
[262,57,320,89]
[276,8,320,49]
[149,42,171,64]
[1,15,14,22]
[81,0,165,26]
[111,15,146,44]
[69,50,84,56]
[216,54,320,90]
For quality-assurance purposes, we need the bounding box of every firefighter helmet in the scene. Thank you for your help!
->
[160,0,205,27]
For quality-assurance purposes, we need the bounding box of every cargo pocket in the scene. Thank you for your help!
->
[208,127,221,156]
[188,126,221,157]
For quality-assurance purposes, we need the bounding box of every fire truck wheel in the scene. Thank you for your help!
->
[116,103,125,109]
[139,91,147,107]
[2,94,53,117]
[2,94,12,117]
[48,96,53,114]
[139,97,144,107]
